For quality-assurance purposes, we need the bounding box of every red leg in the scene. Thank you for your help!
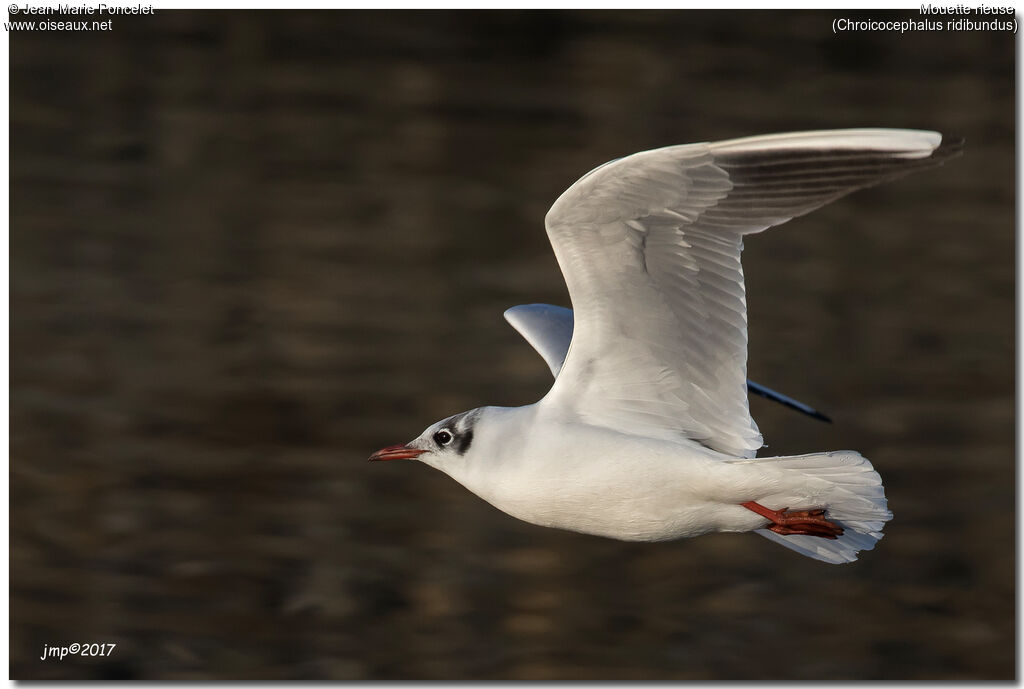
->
[741,501,844,539]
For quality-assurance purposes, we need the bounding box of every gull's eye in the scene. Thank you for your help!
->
[433,429,453,447]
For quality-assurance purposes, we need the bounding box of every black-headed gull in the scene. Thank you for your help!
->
[371,129,961,564]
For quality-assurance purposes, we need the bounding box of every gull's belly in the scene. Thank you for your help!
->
[470,433,770,541]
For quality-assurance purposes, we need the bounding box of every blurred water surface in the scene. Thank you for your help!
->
[10,10,1014,679]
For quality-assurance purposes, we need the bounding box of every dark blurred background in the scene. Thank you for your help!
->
[10,10,1013,680]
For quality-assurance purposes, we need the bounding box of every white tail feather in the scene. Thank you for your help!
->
[741,451,892,564]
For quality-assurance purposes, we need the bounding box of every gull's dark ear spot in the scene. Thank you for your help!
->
[454,428,473,455]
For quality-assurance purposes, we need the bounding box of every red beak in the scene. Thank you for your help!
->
[368,443,427,462]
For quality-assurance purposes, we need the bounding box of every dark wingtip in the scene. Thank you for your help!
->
[808,409,833,424]
[934,133,965,161]
[747,379,833,424]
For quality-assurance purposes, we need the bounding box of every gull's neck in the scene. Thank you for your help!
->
[444,403,538,495]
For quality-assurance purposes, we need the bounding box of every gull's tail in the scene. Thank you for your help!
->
[741,451,892,564]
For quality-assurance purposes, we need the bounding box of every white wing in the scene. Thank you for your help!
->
[540,129,961,457]
[504,304,574,377]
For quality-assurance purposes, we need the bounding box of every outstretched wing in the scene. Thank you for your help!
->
[539,129,961,457]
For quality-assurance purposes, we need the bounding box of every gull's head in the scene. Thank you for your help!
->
[368,407,484,473]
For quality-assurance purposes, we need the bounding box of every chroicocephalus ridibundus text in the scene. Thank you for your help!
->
[370,129,960,563]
